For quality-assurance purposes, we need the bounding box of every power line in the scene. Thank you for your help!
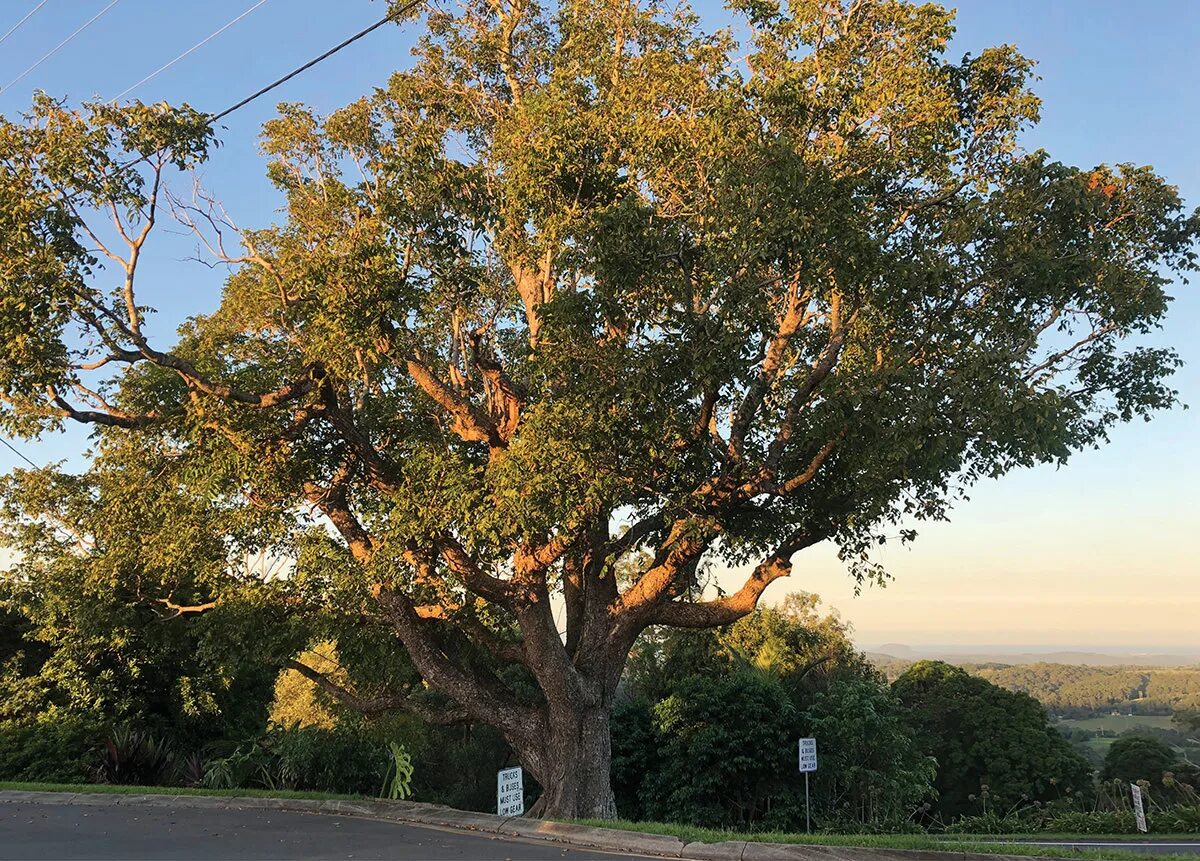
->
[0,0,51,50]
[101,1,421,182]
[211,0,421,122]
[0,0,121,97]
[0,437,39,469]
[111,0,270,102]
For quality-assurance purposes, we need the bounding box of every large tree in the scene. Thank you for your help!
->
[0,0,1195,818]
[893,661,1092,819]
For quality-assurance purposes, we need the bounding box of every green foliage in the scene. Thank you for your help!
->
[0,466,281,746]
[641,671,797,828]
[803,678,936,828]
[1175,710,1200,735]
[0,717,99,783]
[964,664,1200,717]
[382,741,414,800]
[203,725,391,796]
[1102,736,1177,787]
[617,597,934,830]
[95,726,180,787]
[611,696,659,821]
[893,661,1093,821]
[1157,806,1200,833]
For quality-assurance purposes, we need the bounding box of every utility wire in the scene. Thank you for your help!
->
[109,0,420,178]
[211,0,421,122]
[111,0,270,102]
[0,437,39,468]
[0,0,51,50]
[0,0,121,97]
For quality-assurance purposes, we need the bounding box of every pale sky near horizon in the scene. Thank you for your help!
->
[0,0,1195,650]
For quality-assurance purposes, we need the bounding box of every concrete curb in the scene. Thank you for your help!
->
[0,790,1074,861]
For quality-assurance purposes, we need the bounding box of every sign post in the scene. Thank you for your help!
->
[1130,783,1148,834]
[497,766,524,817]
[798,737,818,833]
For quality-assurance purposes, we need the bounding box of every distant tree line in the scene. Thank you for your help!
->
[875,660,1200,719]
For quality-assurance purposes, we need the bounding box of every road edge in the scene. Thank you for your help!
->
[0,789,1074,861]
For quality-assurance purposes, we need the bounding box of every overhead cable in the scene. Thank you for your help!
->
[111,0,270,101]
[210,0,421,122]
[0,0,122,96]
[0,0,52,51]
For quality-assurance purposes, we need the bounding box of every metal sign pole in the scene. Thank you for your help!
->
[798,737,817,834]
[805,771,810,833]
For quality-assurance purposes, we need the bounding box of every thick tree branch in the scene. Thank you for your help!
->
[435,534,518,606]
[284,658,468,723]
[649,528,824,628]
[729,278,813,455]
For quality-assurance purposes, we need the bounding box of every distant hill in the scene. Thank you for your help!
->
[866,646,1200,668]
[867,647,1200,718]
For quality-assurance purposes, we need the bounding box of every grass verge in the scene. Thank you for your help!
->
[571,818,1199,861]
[0,781,365,801]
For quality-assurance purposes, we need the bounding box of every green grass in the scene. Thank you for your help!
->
[1057,714,1199,757]
[1059,715,1178,734]
[571,818,1199,861]
[0,781,365,800]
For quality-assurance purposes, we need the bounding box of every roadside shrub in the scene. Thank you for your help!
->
[610,696,658,821]
[1043,810,1137,834]
[944,812,1031,835]
[95,726,179,786]
[202,745,272,791]
[0,717,98,783]
[1156,806,1200,834]
[203,725,395,796]
[640,671,798,828]
[267,725,389,794]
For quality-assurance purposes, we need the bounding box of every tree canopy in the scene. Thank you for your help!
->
[0,0,1195,818]
[893,661,1092,819]
[1101,735,1178,788]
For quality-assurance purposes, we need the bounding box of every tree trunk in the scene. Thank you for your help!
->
[522,704,618,820]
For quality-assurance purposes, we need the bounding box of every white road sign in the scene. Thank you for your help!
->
[1130,783,1148,833]
[497,766,525,817]
[798,737,818,773]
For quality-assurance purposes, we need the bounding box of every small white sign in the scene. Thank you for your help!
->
[1130,783,1148,833]
[798,737,818,773]
[497,766,524,817]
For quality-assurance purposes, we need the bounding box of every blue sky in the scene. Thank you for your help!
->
[0,0,1195,649]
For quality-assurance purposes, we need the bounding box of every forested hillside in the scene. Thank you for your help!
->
[872,659,1200,717]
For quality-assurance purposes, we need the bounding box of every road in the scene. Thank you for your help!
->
[3,800,1198,859]
[0,801,650,860]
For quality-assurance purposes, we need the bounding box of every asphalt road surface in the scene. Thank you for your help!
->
[0,801,651,861]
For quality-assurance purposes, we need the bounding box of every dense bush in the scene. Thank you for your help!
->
[613,600,936,831]
[611,696,659,821]
[893,662,1093,820]
[203,725,394,795]
[1102,736,1177,787]
[639,672,798,828]
[96,726,180,786]
[0,717,98,783]
[1157,806,1200,833]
